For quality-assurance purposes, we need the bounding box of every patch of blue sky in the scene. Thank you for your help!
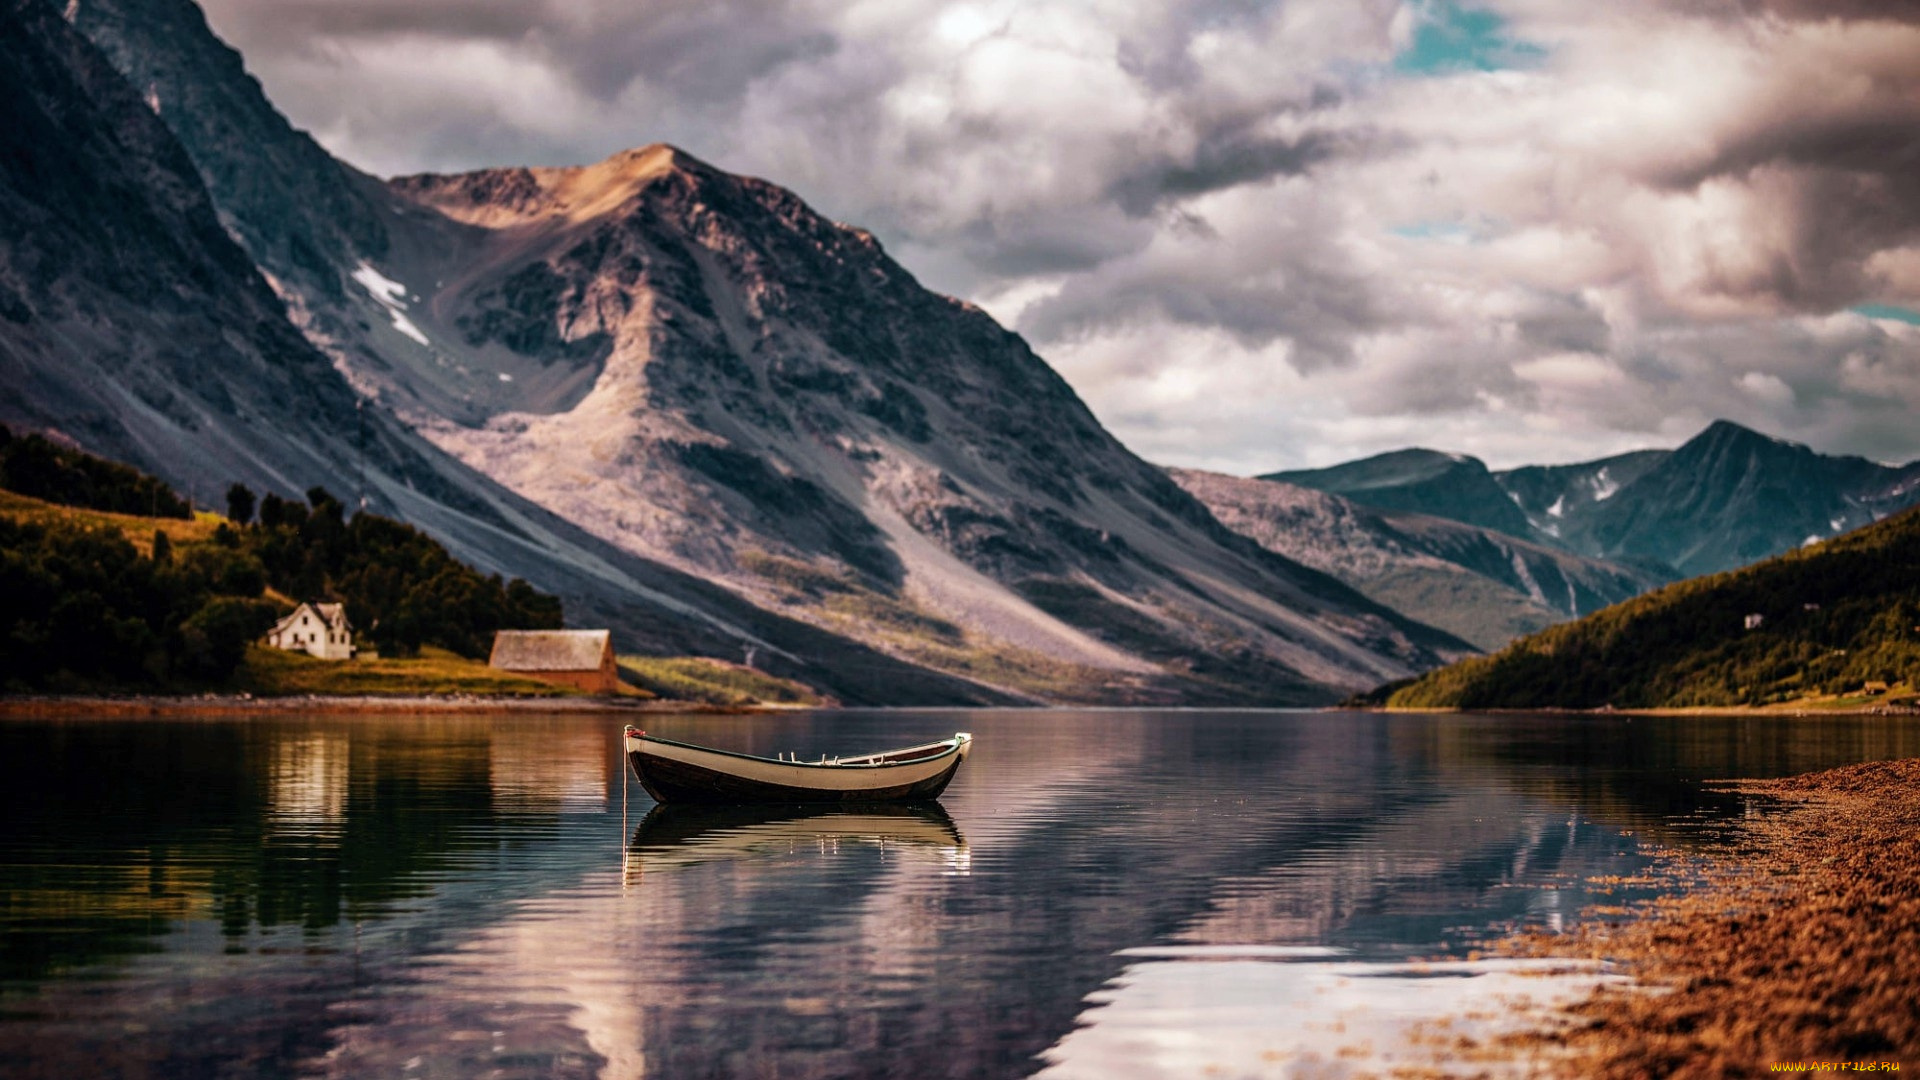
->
[1390,221,1476,243]
[1852,304,1920,326]
[1392,1,1547,77]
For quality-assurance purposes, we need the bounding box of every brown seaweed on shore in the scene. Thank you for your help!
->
[1499,758,1920,1078]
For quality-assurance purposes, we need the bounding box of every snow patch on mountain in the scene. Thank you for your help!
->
[1510,550,1548,606]
[352,261,431,346]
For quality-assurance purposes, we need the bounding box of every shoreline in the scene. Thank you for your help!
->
[1374,701,1920,718]
[0,693,780,718]
[1496,757,1920,1076]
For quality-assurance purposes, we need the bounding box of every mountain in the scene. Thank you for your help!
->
[1262,449,1539,540]
[1555,421,1920,577]
[1387,503,1920,710]
[1169,468,1667,651]
[21,0,1471,704]
[1272,422,1920,579]
[63,0,395,305]
[0,0,1046,707]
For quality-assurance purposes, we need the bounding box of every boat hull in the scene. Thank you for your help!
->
[625,732,970,805]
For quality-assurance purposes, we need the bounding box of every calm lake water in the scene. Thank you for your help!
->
[2,709,1916,1078]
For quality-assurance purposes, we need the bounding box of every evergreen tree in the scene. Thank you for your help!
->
[225,483,256,526]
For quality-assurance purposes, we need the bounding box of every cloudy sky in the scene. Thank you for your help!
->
[200,0,1920,473]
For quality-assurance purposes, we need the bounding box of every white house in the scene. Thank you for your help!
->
[266,602,357,661]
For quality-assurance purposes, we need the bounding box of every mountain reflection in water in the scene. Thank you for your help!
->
[0,710,1915,1078]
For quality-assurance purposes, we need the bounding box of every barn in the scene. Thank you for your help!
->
[488,630,622,693]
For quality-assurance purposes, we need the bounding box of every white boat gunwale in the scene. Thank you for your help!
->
[624,729,969,771]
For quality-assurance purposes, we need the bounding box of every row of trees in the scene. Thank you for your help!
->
[220,483,563,658]
[0,425,190,518]
[0,517,277,688]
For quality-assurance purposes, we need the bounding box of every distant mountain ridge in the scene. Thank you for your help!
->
[1170,468,1667,651]
[1560,421,1920,577]
[5,0,1470,704]
[1271,421,1920,579]
[1262,449,1537,539]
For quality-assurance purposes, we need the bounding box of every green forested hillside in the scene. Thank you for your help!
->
[0,441,562,691]
[1388,505,1920,709]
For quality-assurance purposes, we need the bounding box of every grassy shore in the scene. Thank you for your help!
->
[234,644,592,698]
[615,654,824,706]
[1368,684,1919,716]
[0,647,827,715]
[1500,757,1920,1076]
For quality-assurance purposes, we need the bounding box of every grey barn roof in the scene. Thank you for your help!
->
[489,630,610,671]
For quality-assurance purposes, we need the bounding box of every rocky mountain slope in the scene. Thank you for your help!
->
[1495,449,1668,542]
[1548,421,1920,577]
[31,0,1471,703]
[1274,422,1920,579]
[1170,468,1665,651]
[371,149,1482,702]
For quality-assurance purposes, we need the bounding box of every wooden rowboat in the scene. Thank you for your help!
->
[623,727,973,805]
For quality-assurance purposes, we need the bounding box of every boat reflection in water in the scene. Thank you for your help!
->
[623,802,970,885]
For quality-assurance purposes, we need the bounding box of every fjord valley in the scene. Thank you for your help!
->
[6,0,1918,708]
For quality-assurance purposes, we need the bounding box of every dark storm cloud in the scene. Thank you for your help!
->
[1516,296,1613,355]
[1108,126,1364,216]
[1644,43,1920,310]
[203,0,837,107]
[1019,250,1390,373]
[527,1,840,104]
[199,0,549,50]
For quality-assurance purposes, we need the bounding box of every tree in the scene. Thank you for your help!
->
[225,483,256,526]
[151,529,173,565]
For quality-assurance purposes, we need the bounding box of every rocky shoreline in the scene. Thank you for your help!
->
[1502,757,1920,1077]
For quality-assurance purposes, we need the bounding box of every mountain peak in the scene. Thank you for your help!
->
[390,143,710,228]
[1262,447,1534,539]
[1690,418,1806,451]
[1263,447,1491,492]
[1677,419,1817,465]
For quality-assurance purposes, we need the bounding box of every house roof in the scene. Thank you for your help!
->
[489,630,610,671]
[270,601,351,636]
